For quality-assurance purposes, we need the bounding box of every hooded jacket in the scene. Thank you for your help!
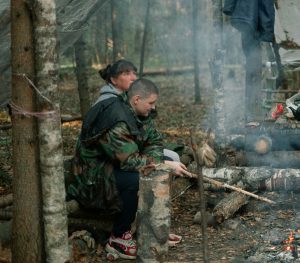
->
[65,94,164,214]
[94,83,120,105]
[223,0,275,42]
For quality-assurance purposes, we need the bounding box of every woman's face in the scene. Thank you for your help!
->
[111,70,137,91]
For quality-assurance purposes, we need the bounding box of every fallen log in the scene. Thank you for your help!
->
[241,151,300,169]
[0,198,115,233]
[0,208,114,244]
[137,164,171,263]
[227,132,300,151]
[0,166,283,212]
[201,167,300,191]
[0,114,81,130]
[0,196,82,213]
[61,114,82,123]
[182,170,275,204]
[213,191,249,224]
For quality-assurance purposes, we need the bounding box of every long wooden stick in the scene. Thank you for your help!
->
[182,170,276,204]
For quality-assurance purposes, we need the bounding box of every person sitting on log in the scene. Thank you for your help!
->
[96,59,182,162]
[65,78,187,260]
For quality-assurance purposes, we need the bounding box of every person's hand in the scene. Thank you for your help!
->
[164,160,187,177]
[197,142,216,167]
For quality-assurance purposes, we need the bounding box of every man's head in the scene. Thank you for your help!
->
[127,79,159,117]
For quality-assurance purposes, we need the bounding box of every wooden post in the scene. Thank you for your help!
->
[136,164,171,263]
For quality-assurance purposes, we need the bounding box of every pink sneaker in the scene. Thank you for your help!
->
[105,231,137,260]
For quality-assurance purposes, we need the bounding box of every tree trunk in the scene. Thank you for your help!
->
[202,167,300,191]
[10,0,44,262]
[137,164,171,263]
[111,0,125,61]
[139,0,150,78]
[32,0,70,262]
[95,12,105,64]
[74,33,91,117]
[192,0,201,104]
[210,0,226,145]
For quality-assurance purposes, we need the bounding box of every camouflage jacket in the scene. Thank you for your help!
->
[65,94,164,214]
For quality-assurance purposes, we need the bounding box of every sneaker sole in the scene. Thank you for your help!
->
[105,243,137,260]
[168,233,182,246]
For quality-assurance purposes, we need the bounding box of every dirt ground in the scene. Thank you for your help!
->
[1,72,300,262]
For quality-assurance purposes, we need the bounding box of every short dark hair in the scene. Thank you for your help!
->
[127,79,159,100]
[98,60,137,83]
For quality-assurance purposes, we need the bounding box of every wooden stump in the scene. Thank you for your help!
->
[213,191,249,224]
[136,164,171,263]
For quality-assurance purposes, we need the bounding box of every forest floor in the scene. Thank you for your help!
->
[1,71,300,262]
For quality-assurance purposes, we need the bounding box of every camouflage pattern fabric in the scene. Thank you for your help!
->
[65,109,164,214]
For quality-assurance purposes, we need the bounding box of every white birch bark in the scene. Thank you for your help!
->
[210,0,226,146]
[203,167,300,191]
[32,0,69,262]
[137,164,171,262]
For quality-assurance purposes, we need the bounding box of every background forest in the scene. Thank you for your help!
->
[4,0,295,262]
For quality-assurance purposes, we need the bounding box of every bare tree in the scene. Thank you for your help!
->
[110,0,129,61]
[139,0,151,78]
[10,0,44,262]
[32,0,70,261]
[95,11,109,64]
[192,0,201,104]
[111,0,119,61]
[74,33,92,117]
[209,0,226,145]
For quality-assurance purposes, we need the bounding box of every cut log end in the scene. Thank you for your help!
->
[254,135,272,154]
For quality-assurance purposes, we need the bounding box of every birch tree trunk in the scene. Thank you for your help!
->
[137,164,171,263]
[209,0,226,145]
[32,0,70,262]
[202,167,300,191]
[10,0,44,262]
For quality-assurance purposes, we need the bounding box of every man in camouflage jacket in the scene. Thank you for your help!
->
[65,78,187,259]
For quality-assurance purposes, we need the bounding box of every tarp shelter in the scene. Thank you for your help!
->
[0,0,300,107]
[274,0,300,66]
[0,0,109,107]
